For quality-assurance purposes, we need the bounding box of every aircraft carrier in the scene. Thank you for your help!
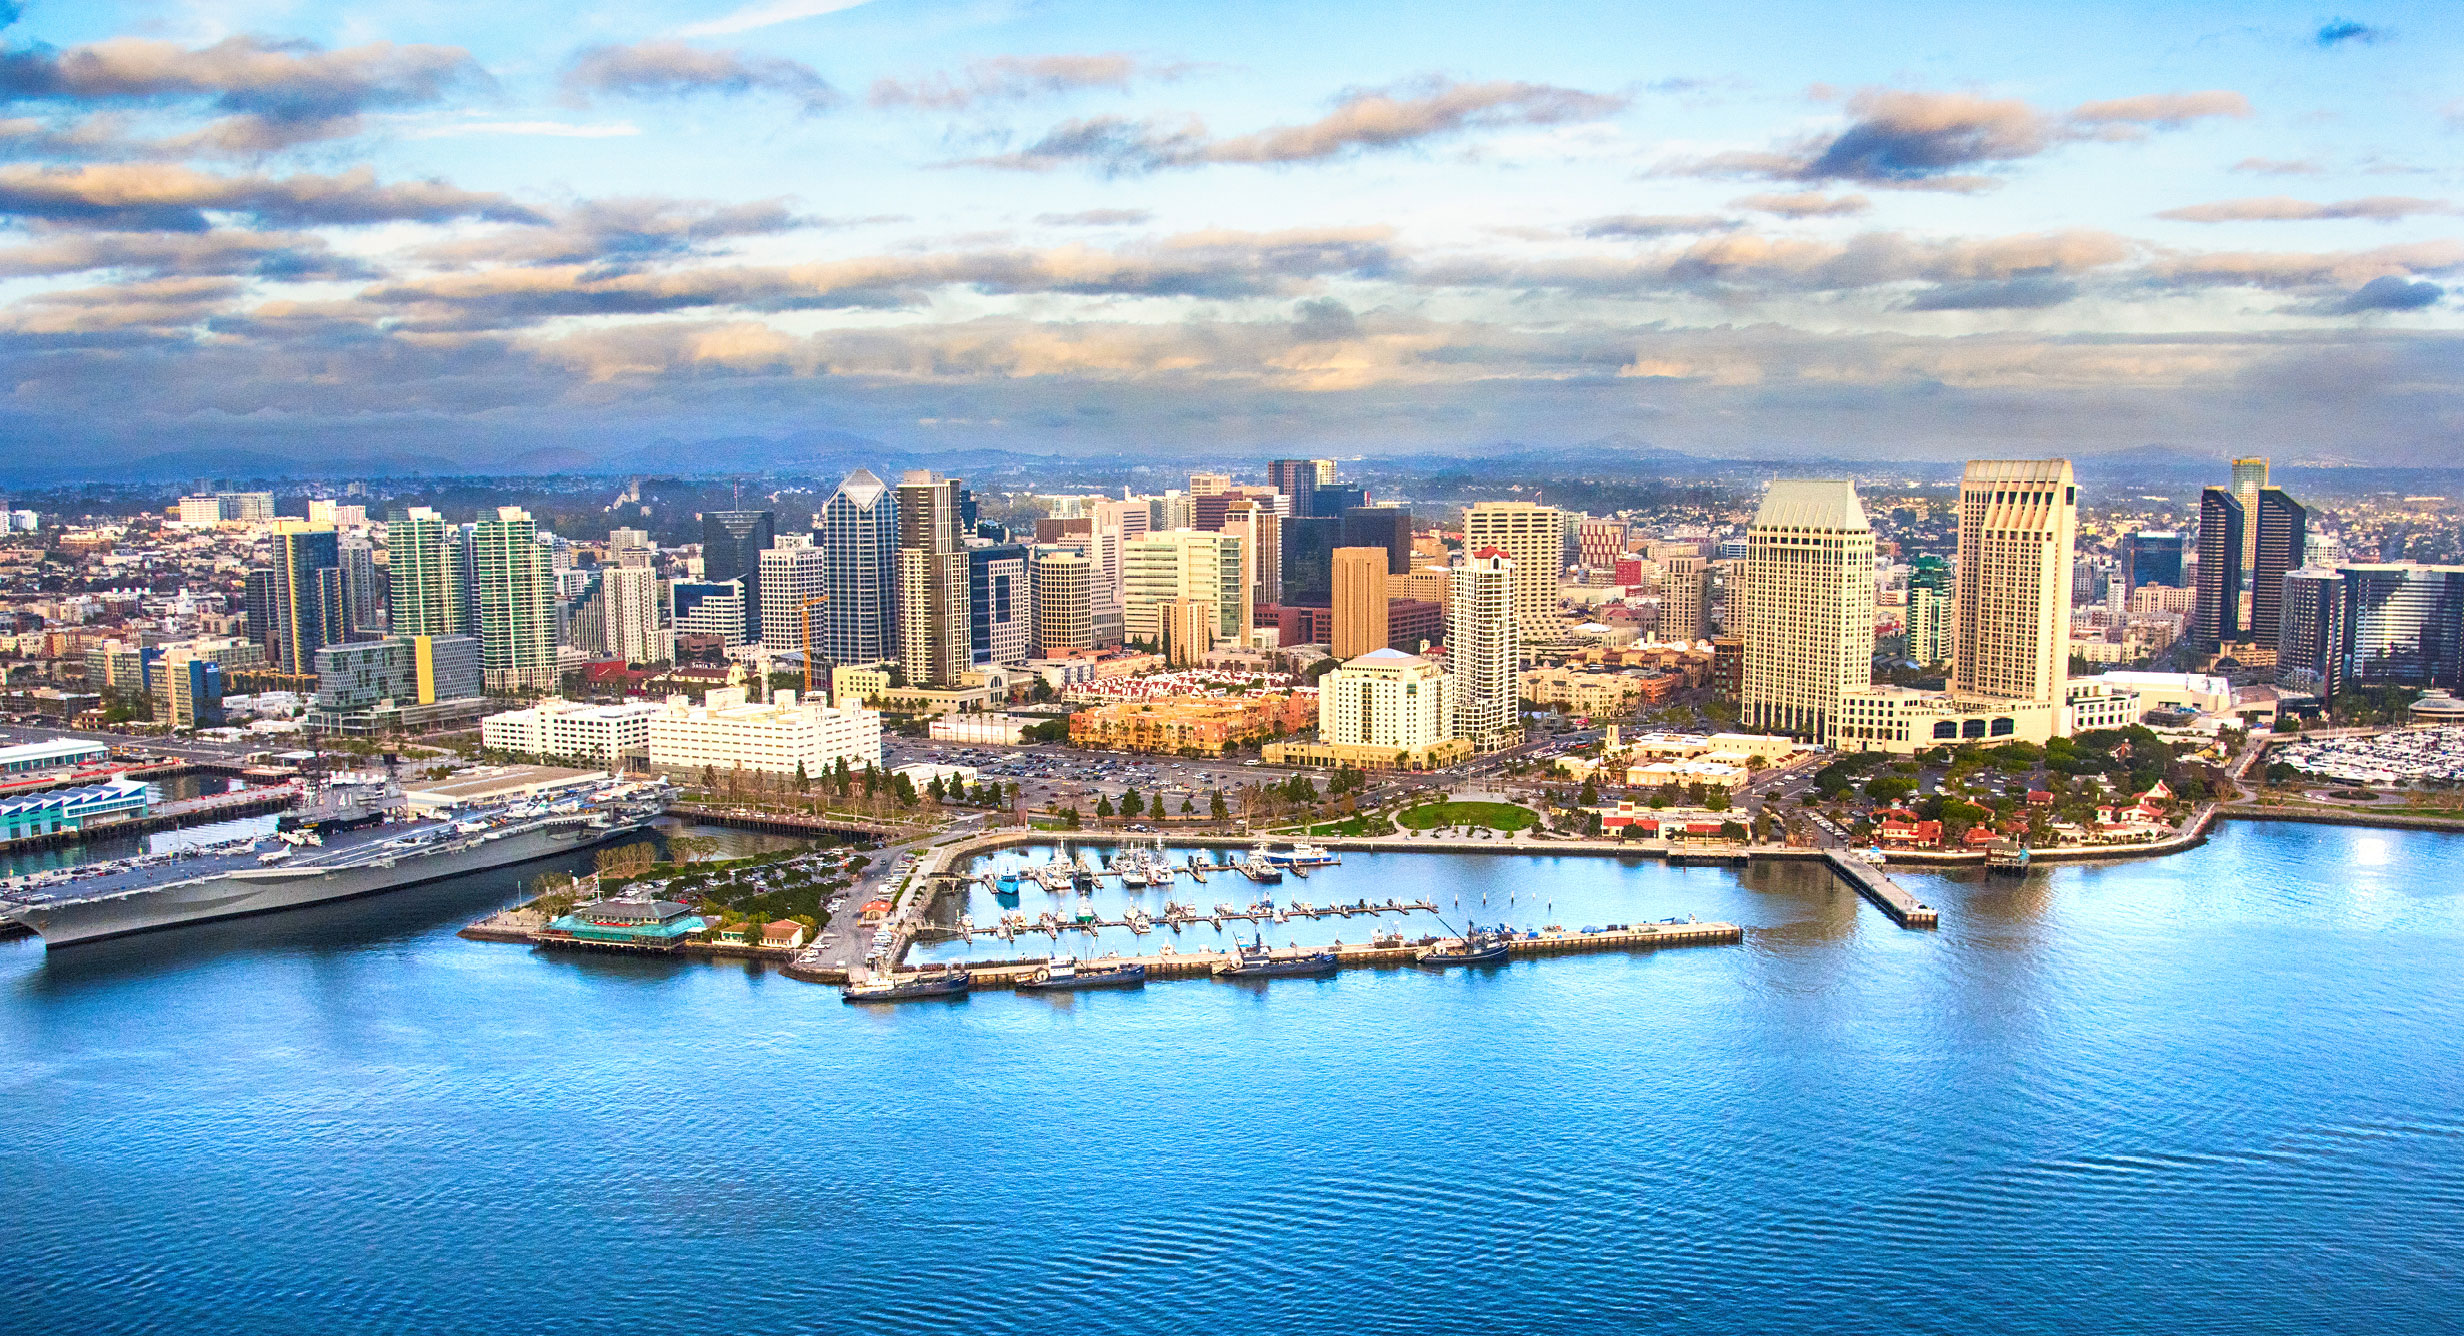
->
[1,772,672,948]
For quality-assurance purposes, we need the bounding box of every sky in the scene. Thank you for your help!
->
[0,0,2459,474]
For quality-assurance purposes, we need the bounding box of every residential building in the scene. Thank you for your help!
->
[2340,564,2464,690]
[1907,554,1950,667]
[260,522,347,673]
[816,468,899,667]
[1736,480,1875,739]
[600,563,671,665]
[481,697,660,767]
[470,506,560,692]
[2277,568,2345,696]
[1158,597,1216,666]
[2230,455,2268,589]
[1463,501,1565,641]
[151,638,261,729]
[1330,547,1389,660]
[647,687,883,778]
[1123,529,1250,647]
[671,579,747,647]
[831,665,891,709]
[968,542,1030,667]
[339,533,381,635]
[1449,549,1522,750]
[1314,647,1464,764]
[2194,487,2244,651]
[1950,459,2076,708]
[2250,486,2307,648]
[1660,553,1707,643]
[757,540,828,653]
[701,509,777,639]
[385,508,469,638]
[895,471,970,687]
[1067,692,1314,755]
[309,634,484,734]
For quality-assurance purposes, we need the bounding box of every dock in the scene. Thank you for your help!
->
[1820,850,1938,928]
[0,783,299,855]
[789,919,1745,989]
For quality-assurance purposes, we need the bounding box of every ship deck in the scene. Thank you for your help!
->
[0,811,466,906]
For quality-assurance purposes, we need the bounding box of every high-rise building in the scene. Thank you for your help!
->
[2277,568,2345,697]
[894,471,970,687]
[1319,649,1457,754]
[1268,458,1337,515]
[599,564,670,665]
[470,507,560,692]
[1462,501,1564,642]
[1123,530,1250,647]
[1188,472,1232,497]
[1330,547,1389,660]
[1949,459,2076,707]
[816,469,898,667]
[1448,550,1521,750]
[1312,484,1367,521]
[2339,564,2464,689]
[1341,505,1411,576]
[2231,456,2268,579]
[1907,554,1951,667]
[1158,597,1216,666]
[672,579,747,647]
[2194,487,2245,650]
[757,540,828,653]
[701,509,776,642]
[2125,531,2185,589]
[339,532,380,635]
[2250,486,2307,648]
[1576,518,1629,571]
[968,542,1029,667]
[1029,550,1093,657]
[1279,516,1342,606]
[1736,481,1875,739]
[1659,553,1707,644]
[261,522,347,674]
[1221,498,1280,608]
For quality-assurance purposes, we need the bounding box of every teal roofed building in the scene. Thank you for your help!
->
[546,898,705,948]
[0,779,150,841]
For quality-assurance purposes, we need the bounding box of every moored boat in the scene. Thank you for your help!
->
[1417,927,1512,967]
[1017,958,1147,991]
[1214,938,1339,978]
[841,969,972,1003]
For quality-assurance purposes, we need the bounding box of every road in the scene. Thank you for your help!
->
[799,811,991,974]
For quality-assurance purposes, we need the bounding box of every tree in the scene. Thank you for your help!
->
[1180,794,1196,816]
[927,774,946,804]
[1096,794,1114,819]
[1705,788,1732,812]
[1210,790,1229,821]
[794,761,809,793]
[893,772,918,807]
[1058,806,1082,830]
[1578,776,1599,807]
[700,763,717,793]
[863,764,880,798]
[1121,788,1143,818]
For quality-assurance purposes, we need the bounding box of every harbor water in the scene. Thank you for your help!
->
[4,820,2462,1334]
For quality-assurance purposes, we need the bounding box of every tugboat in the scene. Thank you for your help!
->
[841,967,972,1003]
[1416,924,1512,968]
[1214,935,1339,979]
[1018,957,1148,991]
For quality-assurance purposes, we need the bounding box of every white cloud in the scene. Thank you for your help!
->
[406,120,641,139]
[671,0,878,39]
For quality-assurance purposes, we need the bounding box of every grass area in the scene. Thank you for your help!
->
[1394,800,1540,833]
[1290,814,1395,837]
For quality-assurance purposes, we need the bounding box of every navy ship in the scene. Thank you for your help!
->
[2,773,671,948]
[1016,957,1147,991]
[1214,937,1338,978]
[842,967,972,1003]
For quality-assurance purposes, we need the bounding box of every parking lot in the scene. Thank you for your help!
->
[886,739,1298,814]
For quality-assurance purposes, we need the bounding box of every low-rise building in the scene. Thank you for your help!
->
[1831,686,2062,755]
[0,778,150,839]
[647,687,883,779]
[545,898,704,947]
[928,714,1036,745]
[481,698,662,767]
[1267,647,1473,772]
[1069,692,1314,755]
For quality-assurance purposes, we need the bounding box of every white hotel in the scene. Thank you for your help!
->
[481,698,661,768]
[646,687,883,779]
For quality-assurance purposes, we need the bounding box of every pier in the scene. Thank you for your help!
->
[1818,850,1938,928]
[0,783,298,855]
[667,802,904,841]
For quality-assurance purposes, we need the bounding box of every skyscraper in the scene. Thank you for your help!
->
[2250,486,2307,647]
[1279,516,1342,606]
[1950,459,2076,707]
[701,509,776,641]
[1340,505,1411,575]
[1448,549,1521,750]
[2338,564,2464,689]
[1123,529,1250,646]
[968,542,1029,667]
[471,506,559,692]
[2231,455,2268,576]
[1659,553,1707,644]
[816,469,897,666]
[1462,501,1564,642]
[758,539,828,653]
[1906,554,1951,667]
[1312,483,1367,521]
[339,532,380,635]
[894,470,970,687]
[1736,481,1875,739]
[2194,487,2244,650]
[1330,547,1389,659]
[2125,531,2185,589]
[2277,568,2344,697]
[1029,549,1093,657]
[1221,497,1280,607]
[262,522,347,674]
[599,563,670,665]
[1268,458,1337,515]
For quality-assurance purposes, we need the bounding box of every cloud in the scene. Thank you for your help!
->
[2315,19,2386,47]
[2232,156,2325,175]
[417,196,811,269]
[560,41,837,112]
[1672,86,2248,190]
[1290,297,1358,342]
[0,227,369,279]
[0,35,482,150]
[406,120,640,139]
[2157,195,2452,223]
[1035,208,1151,226]
[672,0,878,39]
[1732,190,1869,217]
[1578,214,1739,238]
[2317,275,2440,314]
[1903,275,2079,310]
[871,54,1181,110]
[2146,240,2464,290]
[0,162,541,230]
[1416,227,2134,298]
[964,78,1625,173]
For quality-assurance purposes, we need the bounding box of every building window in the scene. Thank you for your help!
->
[1962,719,1987,739]
[1990,717,2015,736]
[1933,721,1958,740]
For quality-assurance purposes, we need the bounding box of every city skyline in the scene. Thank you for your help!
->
[0,2,2458,473]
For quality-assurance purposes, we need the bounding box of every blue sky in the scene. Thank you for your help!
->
[1,0,2458,471]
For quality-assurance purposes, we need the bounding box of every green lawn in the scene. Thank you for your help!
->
[1394,800,1539,833]
[1289,814,1394,837]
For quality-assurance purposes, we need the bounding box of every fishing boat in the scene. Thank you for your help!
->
[842,968,972,1003]
[1018,957,1147,991]
[1237,843,1284,884]
[1417,926,1512,968]
[1214,937,1339,979]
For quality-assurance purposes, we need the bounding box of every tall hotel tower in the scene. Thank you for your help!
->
[1950,459,2077,708]
[1737,481,1875,739]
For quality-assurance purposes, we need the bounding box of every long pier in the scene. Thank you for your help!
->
[0,784,298,855]
[788,919,1745,988]
[1818,850,1938,928]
